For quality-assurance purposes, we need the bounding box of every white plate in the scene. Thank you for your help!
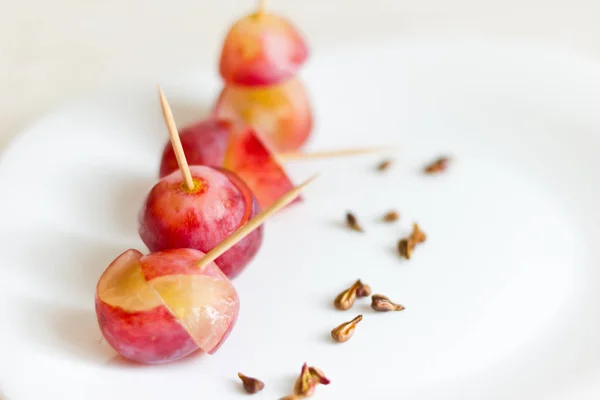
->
[1,38,600,400]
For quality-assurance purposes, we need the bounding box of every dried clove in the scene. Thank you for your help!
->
[331,315,363,343]
[371,294,405,312]
[284,363,330,399]
[293,363,315,397]
[238,373,265,394]
[383,210,400,222]
[355,281,372,298]
[346,212,363,232]
[308,366,331,385]
[334,279,370,309]
[411,223,427,244]
[398,238,412,259]
[424,156,450,174]
[376,159,393,171]
[333,281,358,310]
[398,223,427,260]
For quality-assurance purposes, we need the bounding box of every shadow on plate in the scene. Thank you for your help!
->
[17,299,112,364]
[273,373,300,397]
[230,377,251,395]
[57,167,155,239]
[8,229,134,304]
[320,330,335,345]
[329,219,351,232]
[106,171,155,238]
[18,297,207,368]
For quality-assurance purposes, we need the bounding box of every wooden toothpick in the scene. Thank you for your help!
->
[158,85,195,191]
[277,146,397,163]
[196,174,317,269]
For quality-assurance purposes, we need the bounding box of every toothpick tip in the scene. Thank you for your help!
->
[278,146,399,162]
[157,85,167,103]
[301,174,319,187]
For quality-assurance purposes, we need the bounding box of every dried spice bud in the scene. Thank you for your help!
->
[376,159,392,171]
[346,212,363,232]
[334,279,370,310]
[371,294,405,312]
[333,282,358,310]
[308,366,330,385]
[355,281,372,298]
[238,373,265,394]
[424,156,450,174]
[398,238,413,260]
[293,363,315,397]
[398,223,427,259]
[331,315,363,343]
[288,363,330,399]
[411,223,427,244]
[383,210,400,222]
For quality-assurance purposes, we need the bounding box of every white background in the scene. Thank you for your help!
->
[2,1,600,399]
[1,0,600,149]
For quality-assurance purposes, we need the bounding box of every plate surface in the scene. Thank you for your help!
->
[1,39,600,400]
